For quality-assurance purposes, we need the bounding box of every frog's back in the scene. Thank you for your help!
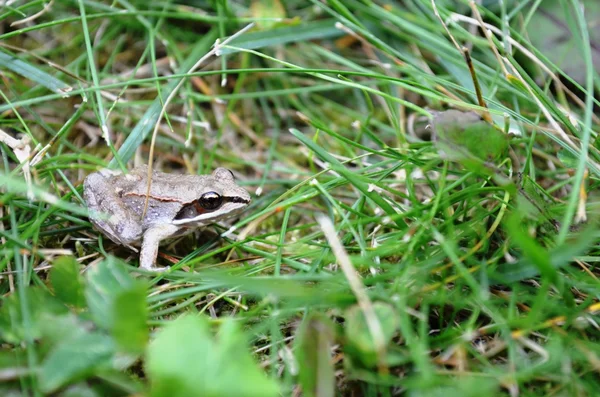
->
[124,165,210,204]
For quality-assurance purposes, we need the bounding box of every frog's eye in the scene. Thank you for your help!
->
[198,191,223,210]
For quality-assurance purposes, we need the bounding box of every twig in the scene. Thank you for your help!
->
[317,214,388,374]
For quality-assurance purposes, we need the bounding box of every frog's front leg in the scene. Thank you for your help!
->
[139,224,181,271]
[83,171,143,249]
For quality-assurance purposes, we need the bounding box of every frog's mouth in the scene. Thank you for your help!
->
[171,196,250,226]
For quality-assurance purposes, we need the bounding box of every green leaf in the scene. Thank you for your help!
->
[294,314,335,397]
[409,374,498,397]
[344,302,398,368]
[85,257,148,353]
[39,332,115,393]
[0,50,71,94]
[50,256,86,308]
[58,383,103,397]
[432,110,509,174]
[112,283,148,354]
[557,149,579,169]
[220,20,343,55]
[85,256,137,329]
[146,315,279,397]
[0,287,68,344]
[251,0,288,29]
[0,173,89,217]
[39,312,88,347]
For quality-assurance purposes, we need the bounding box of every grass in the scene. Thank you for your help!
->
[1,0,600,395]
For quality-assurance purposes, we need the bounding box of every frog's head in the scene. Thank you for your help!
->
[172,168,251,227]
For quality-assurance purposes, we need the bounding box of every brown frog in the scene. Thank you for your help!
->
[83,165,251,271]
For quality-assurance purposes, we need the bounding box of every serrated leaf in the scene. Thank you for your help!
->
[146,315,279,397]
[344,302,398,368]
[50,256,86,307]
[294,314,335,397]
[39,332,115,393]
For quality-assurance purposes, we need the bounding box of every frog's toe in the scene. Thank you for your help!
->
[139,264,170,273]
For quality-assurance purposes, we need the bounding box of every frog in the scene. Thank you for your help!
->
[83,165,251,271]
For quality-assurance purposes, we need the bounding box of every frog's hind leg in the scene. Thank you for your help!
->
[83,172,143,249]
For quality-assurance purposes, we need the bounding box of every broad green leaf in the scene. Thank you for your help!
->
[432,110,509,174]
[557,149,579,169]
[215,320,280,395]
[58,383,103,397]
[39,312,87,346]
[112,283,148,354]
[344,302,398,368]
[146,315,279,397]
[85,257,148,353]
[50,256,86,308]
[294,314,335,397]
[0,287,67,344]
[85,256,137,328]
[39,332,115,393]
[0,348,28,374]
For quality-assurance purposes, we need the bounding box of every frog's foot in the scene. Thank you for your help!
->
[142,266,169,273]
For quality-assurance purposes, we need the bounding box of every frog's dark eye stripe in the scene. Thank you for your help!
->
[226,196,251,204]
